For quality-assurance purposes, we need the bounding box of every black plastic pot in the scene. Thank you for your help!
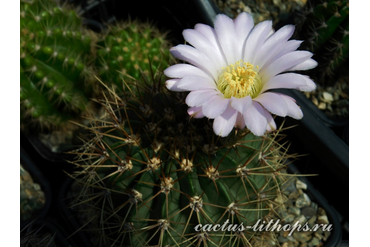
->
[288,90,349,129]
[21,132,78,163]
[288,164,342,247]
[21,136,81,246]
[20,147,52,229]
[21,218,78,247]
[58,178,93,247]
[275,89,349,221]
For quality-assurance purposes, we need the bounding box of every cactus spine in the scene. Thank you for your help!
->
[20,0,98,131]
[69,76,294,246]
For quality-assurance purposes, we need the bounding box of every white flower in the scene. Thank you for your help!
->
[164,12,317,137]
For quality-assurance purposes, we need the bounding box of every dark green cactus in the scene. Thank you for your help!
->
[95,22,172,91]
[20,0,98,131]
[69,77,293,246]
[296,0,349,85]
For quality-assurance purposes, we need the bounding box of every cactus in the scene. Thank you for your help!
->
[95,21,172,91]
[69,76,294,246]
[295,0,349,85]
[20,0,98,131]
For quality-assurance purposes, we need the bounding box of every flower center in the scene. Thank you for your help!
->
[217,60,262,98]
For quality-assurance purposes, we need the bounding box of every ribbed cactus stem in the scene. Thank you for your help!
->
[68,78,293,246]
[20,0,97,130]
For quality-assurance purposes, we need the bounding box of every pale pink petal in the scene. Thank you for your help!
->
[260,51,313,82]
[243,20,273,64]
[260,40,303,72]
[234,12,254,56]
[278,94,303,119]
[183,29,225,69]
[213,106,238,137]
[289,59,318,71]
[186,89,219,107]
[298,75,316,92]
[194,24,224,57]
[243,101,268,136]
[170,45,218,80]
[256,25,295,68]
[253,92,288,117]
[235,112,246,129]
[261,73,308,93]
[230,96,252,114]
[164,64,211,79]
[188,106,205,118]
[202,95,230,119]
[214,14,238,64]
[176,75,217,91]
[165,79,184,92]
[262,109,276,132]
[273,40,303,59]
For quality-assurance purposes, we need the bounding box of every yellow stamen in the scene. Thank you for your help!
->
[217,60,262,98]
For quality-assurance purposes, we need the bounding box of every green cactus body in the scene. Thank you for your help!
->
[70,79,291,246]
[95,22,172,91]
[20,0,97,130]
[297,0,349,84]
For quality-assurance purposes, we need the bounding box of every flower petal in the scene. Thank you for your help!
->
[183,29,225,69]
[262,110,276,132]
[177,75,217,91]
[164,64,211,79]
[243,20,273,64]
[256,25,295,68]
[213,106,238,137]
[188,106,205,118]
[214,14,238,64]
[298,75,316,92]
[253,92,288,117]
[165,79,184,92]
[260,51,313,82]
[235,112,246,129]
[202,94,230,119]
[170,45,217,80]
[290,58,318,71]
[234,12,254,55]
[260,40,303,71]
[243,101,268,136]
[186,89,218,107]
[194,24,222,54]
[261,73,309,93]
[230,96,252,114]
[278,94,303,119]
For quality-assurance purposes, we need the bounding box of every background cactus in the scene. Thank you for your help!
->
[20,0,98,131]
[295,0,349,86]
[68,76,295,246]
[95,21,173,91]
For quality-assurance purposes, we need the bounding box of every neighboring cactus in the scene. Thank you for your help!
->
[95,21,172,91]
[295,0,349,85]
[20,0,98,131]
[69,77,294,246]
